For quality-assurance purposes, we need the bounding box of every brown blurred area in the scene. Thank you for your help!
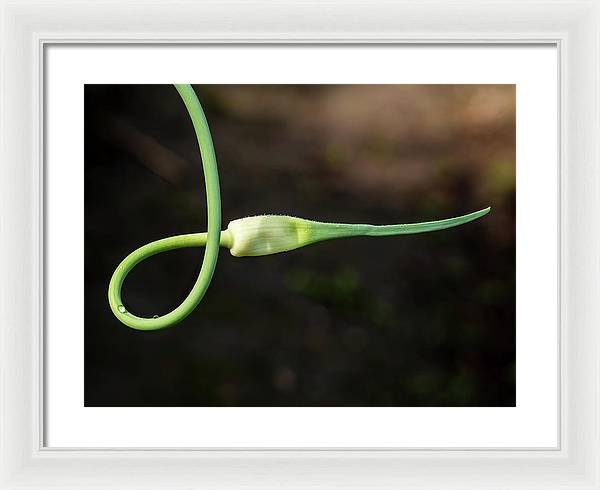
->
[85,84,515,407]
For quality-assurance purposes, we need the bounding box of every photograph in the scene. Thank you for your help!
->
[5,0,599,486]
[84,83,516,407]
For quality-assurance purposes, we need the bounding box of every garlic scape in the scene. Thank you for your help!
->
[108,84,491,331]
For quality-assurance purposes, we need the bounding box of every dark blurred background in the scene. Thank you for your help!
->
[85,84,515,407]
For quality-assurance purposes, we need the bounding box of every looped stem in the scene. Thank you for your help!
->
[107,84,222,331]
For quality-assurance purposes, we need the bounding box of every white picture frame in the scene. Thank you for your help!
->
[1,1,598,488]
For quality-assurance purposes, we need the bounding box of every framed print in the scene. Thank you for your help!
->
[1,1,599,489]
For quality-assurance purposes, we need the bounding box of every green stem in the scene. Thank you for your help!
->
[107,84,222,331]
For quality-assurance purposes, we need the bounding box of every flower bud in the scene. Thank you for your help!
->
[225,207,491,258]
[226,215,316,257]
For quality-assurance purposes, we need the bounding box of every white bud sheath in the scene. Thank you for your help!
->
[226,215,316,257]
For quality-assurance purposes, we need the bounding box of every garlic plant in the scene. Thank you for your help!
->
[108,84,490,331]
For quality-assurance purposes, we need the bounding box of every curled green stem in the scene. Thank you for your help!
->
[108,84,222,331]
